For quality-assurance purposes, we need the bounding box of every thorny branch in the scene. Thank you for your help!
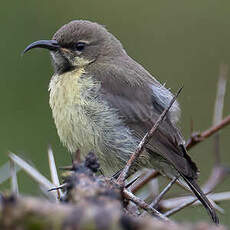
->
[123,189,170,222]
[186,115,230,150]
[115,87,183,221]
[117,87,183,185]
[130,170,160,193]
[130,113,230,194]
[160,191,230,213]
[187,64,228,151]
[202,66,229,194]
[130,114,230,195]
[0,66,229,227]
[128,64,229,219]
[149,177,178,209]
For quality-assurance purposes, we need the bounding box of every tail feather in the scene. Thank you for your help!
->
[181,174,219,224]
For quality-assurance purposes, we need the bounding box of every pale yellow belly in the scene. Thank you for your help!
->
[48,69,138,175]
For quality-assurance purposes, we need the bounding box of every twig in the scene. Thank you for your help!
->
[213,64,228,126]
[148,175,160,199]
[186,114,230,150]
[9,159,19,196]
[131,170,160,193]
[212,64,228,165]
[117,87,183,185]
[160,191,230,211]
[163,69,229,217]
[209,199,225,214]
[8,153,57,200]
[48,147,60,187]
[140,177,178,218]
[59,166,73,170]
[163,191,216,217]
[0,162,21,185]
[48,183,68,192]
[48,146,62,199]
[125,175,140,189]
[131,171,190,195]
[130,114,230,193]
[150,177,178,208]
[202,165,230,194]
[187,66,229,207]
[123,189,170,222]
[164,195,198,217]
[187,65,228,152]
[130,70,229,207]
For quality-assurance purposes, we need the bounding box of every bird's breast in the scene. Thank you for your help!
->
[48,68,139,175]
[49,68,100,153]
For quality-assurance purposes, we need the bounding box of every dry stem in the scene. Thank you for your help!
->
[117,87,183,185]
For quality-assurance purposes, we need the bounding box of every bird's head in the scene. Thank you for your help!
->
[24,20,124,74]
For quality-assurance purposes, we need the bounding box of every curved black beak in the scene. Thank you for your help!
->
[23,40,60,54]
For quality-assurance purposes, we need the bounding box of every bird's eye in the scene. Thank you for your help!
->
[74,42,86,51]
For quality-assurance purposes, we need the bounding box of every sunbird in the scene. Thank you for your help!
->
[24,20,218,223]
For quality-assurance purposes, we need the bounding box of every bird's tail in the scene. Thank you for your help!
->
[180,174,219,224]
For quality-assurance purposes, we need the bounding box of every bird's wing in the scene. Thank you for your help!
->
[89,58,218,223]
[90,58,198,179]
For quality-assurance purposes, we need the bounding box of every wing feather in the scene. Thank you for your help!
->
[87,57,198,179]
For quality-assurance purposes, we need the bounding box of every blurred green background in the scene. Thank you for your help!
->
[0,0,230,225]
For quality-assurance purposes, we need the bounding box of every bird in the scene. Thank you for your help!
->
[23,20,219,223]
